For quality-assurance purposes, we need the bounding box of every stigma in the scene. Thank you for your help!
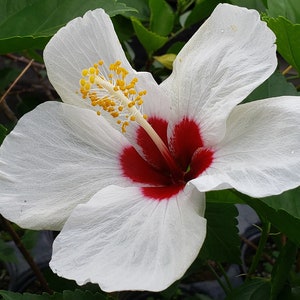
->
[79,60,147,133]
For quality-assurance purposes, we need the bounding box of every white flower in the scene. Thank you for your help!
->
[1,3,300,292]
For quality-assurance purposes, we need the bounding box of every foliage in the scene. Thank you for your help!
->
[0,0,300,299]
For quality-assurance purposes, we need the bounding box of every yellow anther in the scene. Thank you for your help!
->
[89,75,95,84]
[79,60,148,134]
[84,82,91,90]
[139,90,147,96]
[116,79,125,87]
[122,121,129,133]
[80,78,86,86]
[128,101,135,108]
[89,67,96,74]
[97,111,101,116]
[111,111,119,118]
[143,114,148,119]
[82,69,89,76]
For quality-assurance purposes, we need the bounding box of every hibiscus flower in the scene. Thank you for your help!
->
[1,3,300,292]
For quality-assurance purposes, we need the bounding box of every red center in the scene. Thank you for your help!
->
[120,117,214,200]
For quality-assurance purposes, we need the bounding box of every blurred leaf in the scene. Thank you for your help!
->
[42,267,100,293]
[291,287,300,300]
[270,240,298,300]
[245,71,299,102]
[0,238,15,262]
[177,0,197,14]
[167,41,185,54]
[267,0,300,23]
[242,187,300,246]
[185,0,223,28]
[131,17,168,54]
[21,229,39,250]
[117,0,149,20]
[230,0,266,11]
[0,290,106,300]
[112,15,134,42]
[149,0,175,36]
[0,124,7,145]
[226,278,271,300]
[16,95,44,117]
[0,68,20,92]
[200,202,240,263]
[154,53,176,69]
[0,0,136,54]
[263,16,300,73]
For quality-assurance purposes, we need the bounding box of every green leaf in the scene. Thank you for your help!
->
[0,0,136,54]
[149,0,175,36]
[0,290,106,300]
[226,278,271,300]
[185,0,222,28]
[200,202,240,263]
[245,71,299,103]
[267,0,300,23]
[242,188,300,246]
[0,124,7,145]
[260,187,300,220]
[131,17,168,54]
[206,190,244,204]
[263,15,300,73]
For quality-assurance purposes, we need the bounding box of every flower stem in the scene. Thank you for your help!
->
[0,215,53,294]
[282,65,292,76]
[207,261,231,295]
[0,59,33,105]
[217,262,233,292]
[246,220,271,281]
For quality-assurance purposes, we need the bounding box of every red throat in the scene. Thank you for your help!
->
[120,117,214,200]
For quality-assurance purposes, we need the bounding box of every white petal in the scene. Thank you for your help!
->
[44,9,131,109]
[161,3,277,145]
[191,96,300,197]
[50,185,206,292]
[44,9,171,120]
[0,102,129,230]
